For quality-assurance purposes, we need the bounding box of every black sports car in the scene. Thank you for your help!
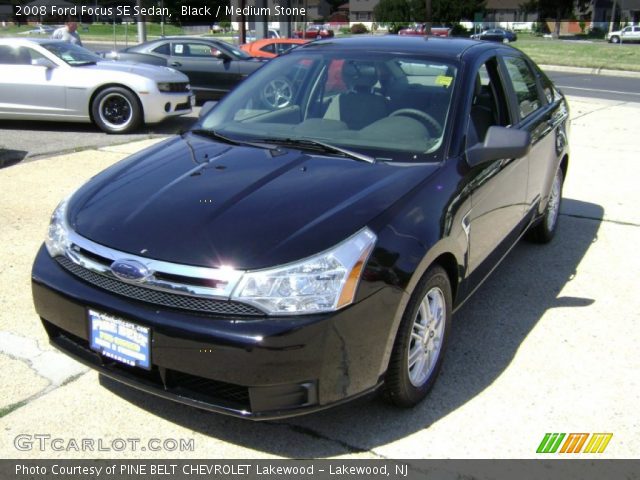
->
[33,36,569,420]
[472,28,518,43]
[104,37,266,100]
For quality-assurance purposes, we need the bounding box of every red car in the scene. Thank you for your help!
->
[241,38,309,58]
[398,24,451,37]
[294,25,334,39]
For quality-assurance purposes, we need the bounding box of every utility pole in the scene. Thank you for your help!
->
[424,0,432,35]
[609,0,618,34]
[239,0,246,44]
[136,0,146,43]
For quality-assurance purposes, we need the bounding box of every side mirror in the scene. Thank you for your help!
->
[32,57,56,69]
[466,126,531,168]
[199,101,218,119]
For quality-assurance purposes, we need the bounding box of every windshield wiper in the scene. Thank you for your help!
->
[72,61,97,66]
[255,137,376,164]
[190,129,280,151]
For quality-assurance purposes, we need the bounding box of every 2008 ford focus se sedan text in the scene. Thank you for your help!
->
[32,36,569,420]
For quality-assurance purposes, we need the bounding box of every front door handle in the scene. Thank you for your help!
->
[170,61,182,67]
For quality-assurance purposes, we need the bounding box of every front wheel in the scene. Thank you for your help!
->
[91,87,142,134]
[526,168,564,243]
[610,36,620,44]
[385,266,452,407]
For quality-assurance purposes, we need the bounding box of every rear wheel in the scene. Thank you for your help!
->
[91,87,142,134]
[385,266,452,407]
[526,168,564,243]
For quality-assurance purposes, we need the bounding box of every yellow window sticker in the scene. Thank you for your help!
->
[436,76,453,87]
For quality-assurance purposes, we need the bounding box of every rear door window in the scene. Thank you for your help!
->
[152,43,170,55]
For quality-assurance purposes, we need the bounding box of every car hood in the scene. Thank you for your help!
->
[90,60,187,81]
[68,134,440,270]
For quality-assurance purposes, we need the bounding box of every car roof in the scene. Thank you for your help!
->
[251,38,308,45]
[0,38,53,44]
[147,36,223,41]
[298,35,501,59]
[0,38,67,47]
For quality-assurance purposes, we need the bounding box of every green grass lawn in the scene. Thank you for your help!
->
[2,24,639,72]
[512,33,640,72]
[0,23,184,42]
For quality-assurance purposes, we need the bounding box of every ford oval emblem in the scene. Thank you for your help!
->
[110,259,152,283]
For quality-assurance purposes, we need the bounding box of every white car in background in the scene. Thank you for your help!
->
[607,25,640,43]
[17,25,56,35]
[0,38,194,133]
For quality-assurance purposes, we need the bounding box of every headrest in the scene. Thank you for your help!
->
[342,61,378,91]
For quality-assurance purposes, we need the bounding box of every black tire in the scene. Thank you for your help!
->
[610,36,620,44]
[91,86,142,134]
[526,168,564,244]
[385,266,452,408]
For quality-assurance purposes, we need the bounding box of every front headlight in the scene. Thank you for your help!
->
[157,82,171,92]
[45,197,71,257]
[231,228,376,315]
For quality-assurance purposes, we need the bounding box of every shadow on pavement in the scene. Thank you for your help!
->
[0,148,28,168]
[0,117,198,136]
[101,198,603,457]
[0,116,198,165]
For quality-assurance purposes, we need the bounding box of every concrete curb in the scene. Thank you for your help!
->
[540,64,640,78]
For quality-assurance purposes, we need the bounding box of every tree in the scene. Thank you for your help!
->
[374,0,485,24]
[538,0,590,36]
[373,0,415,24]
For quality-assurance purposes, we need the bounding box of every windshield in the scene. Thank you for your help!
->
[200,49,458,162]
[42,42,101,65]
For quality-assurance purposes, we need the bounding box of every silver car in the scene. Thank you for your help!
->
[0,38,194,133]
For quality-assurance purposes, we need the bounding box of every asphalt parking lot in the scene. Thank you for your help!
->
[0,106,200,167]
[0,94,638,459]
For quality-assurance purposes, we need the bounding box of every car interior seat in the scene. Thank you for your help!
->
[0,46,15,64]
[324,60,388,130]
[15,48,32,65]
[469,75,497,144]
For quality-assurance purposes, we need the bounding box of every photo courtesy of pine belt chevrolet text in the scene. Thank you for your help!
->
[31,36,570,420]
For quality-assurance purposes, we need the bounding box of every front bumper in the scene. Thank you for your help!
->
[140,91,194,124]
[32,246,403,420]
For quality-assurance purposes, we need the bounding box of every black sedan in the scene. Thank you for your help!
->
[472,28,518,43]
[32,36,569,419]
[107,37,266,100]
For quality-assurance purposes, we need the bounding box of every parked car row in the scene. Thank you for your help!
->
[102,37,267,101]
[398,24,451,37]
[0,33,322,133]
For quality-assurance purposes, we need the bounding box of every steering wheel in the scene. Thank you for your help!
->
[390,108,442,137]
[261,77,294,109]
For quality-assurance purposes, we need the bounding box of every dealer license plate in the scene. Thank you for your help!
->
[89,310,150,369]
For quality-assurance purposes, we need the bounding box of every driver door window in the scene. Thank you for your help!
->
[468,58,511,145]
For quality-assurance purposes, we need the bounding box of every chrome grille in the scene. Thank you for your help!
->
[56,256,264,317]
